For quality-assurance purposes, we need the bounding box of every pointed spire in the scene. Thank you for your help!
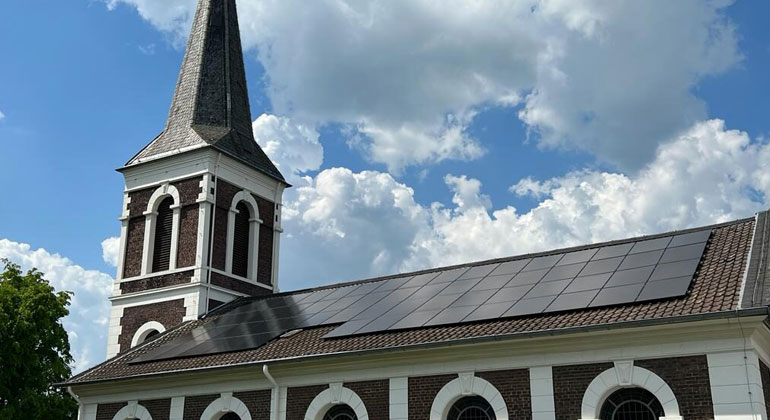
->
[125,0,285,183]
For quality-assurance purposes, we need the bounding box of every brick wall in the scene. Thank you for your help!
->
[141,399,171,420]
[761,361,770,411]
[210,271,272,296]
[118,299,186,352]
[120,270,193,294]
[234,390,271,420]
[636,356,714,420]
[211,179,275,287]
[96,402,125,420]
[477,369,531,419]
[123,218,144,278]
[344,380,388,420]
[122,176,202,279]
[183,394,218,420]
[286,385,327,420]
[408,374,456,419]
[553,362,613,420]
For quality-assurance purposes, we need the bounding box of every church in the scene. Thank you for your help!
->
[66,1,770,420]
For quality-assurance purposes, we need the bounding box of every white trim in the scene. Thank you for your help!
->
[200,393,253,420]
[304,383,369,420]
[708,351,768,420]
[739,212,761,309]
[530,367,556,420]
[130,321,166,347]
[430,372,508,420]
[142,183,182,275]
[389,377,408,420]
[118,266,195,284]
[225,190,262,281]
[579,362,682,420]
[207,267,273,290]
[112,401,152,420]
[170,397,185,420]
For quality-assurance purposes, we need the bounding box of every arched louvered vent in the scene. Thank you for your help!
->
[232,201,250,277]
[152,197,174,273]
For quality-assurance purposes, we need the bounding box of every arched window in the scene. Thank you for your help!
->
[599,388,664,420]
[323,405,357,420]
[232,201,251,278]
[446,396,496,420]
[151,196,174,273]
[220,413,242,420]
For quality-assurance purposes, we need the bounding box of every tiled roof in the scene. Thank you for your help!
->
[123,0,285,183]
[68,216,759,385]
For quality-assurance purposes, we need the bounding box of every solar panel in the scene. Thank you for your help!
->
[132,228,711,364]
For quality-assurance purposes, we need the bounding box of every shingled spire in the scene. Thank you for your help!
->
[125,0,285,183]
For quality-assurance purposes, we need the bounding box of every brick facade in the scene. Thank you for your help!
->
[119,270,194,294]
[141,399,171,420]
[122,176,202,279]
[344,380,389,420]
[234,390,271,420]
[183,394,219,420]
[636,356,714,420]
[286,385,328,420]
[408,374,456,419]
[95,402,125,420]
[553,362,614,420]
[477,369,532,419]
[118,299,186,352]
[211,179,275,287]
[210,271,272,296]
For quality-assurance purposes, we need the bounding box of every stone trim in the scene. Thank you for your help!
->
[112,401,152,420]
[304,383,369,420]
[389,378,408,420]
[429,372,509,420]
[225,189,262,281]
[708,351,768,420]
[530,367,555,420]
[199,392,253,420]
[142,183,182,275]
[130,321,166,347]
[579,361,681,420]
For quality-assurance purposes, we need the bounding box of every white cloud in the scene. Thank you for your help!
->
[101,236,120,267]
[0,239,113,373]
[107,0,740,171]
[280,119,769,288]
[0,110,5,120]
[253,114,323,183]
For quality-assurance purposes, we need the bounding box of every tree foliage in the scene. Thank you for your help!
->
[0,259,78,420]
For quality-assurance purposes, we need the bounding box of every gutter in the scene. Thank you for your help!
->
[64,306,770,387]
[67,386,83,419]
[263,365,280,420]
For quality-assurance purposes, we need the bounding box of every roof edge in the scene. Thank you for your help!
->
[64,306,769,387]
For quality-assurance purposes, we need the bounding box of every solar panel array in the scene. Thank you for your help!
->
[132,228,711,363]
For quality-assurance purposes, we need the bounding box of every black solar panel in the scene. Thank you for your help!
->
[131,228,712,363]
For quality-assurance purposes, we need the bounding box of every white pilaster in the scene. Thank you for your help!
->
[278,386,288,420]
[81,403,97,420]
[169,205,181,270]
[170,397,185,420]
[389,377,408,420]
[530,366,556,420]
[708,351,767,420]
[105,306,124,358]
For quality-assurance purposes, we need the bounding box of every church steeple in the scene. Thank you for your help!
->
[125,0,285,183]
[107,0,287,359]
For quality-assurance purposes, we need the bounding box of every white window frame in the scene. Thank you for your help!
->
[130,320,166,347]
[112,401,153,420]
[200,392,253,420]
[304,383,369,420]
[430,372,509,420]
[579,361,682,420]
[141,183,182,275]
[225,190,262,282]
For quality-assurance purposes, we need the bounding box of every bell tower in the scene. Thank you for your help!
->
[105,0,288,358]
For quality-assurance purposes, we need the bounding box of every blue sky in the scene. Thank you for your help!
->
[1,0,769,371]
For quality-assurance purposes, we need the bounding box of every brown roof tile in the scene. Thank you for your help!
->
[68,217,757,384]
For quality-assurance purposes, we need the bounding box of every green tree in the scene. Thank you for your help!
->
[0,259,78,420]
